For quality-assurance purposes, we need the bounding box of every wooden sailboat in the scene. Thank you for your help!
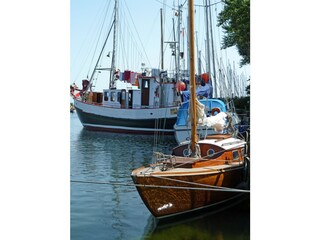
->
[131,0,249,219]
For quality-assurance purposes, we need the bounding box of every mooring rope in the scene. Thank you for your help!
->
[70,179,249,193]
[150,170,247,192]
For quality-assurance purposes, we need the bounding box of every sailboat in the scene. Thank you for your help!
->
[131,0,250,219]
[174,97,243,144]
[71,0,181,134]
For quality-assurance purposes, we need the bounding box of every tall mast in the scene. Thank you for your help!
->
[209,0,217,97]
[160,8,164,70]
[204,0,212,98]
[196,31,201,75]
[176,3,182,82]
[188,0,198,155]
[172,18,178,81]
[109,0,118,88]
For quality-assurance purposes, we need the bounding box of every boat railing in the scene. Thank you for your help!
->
[152,152,176,171]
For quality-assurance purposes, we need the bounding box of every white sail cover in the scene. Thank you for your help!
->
[194,99,227,132]
[202,112,228,132]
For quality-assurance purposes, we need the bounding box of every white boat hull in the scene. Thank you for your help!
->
[74,98,178,134]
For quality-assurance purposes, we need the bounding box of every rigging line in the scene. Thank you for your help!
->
[87,1,113,78]
[118,9,128,69]
[70,180,250,193]
[72,1,112,84]
[119,5,138,69]
[194,1,222,7]
[182,0,188,7]
[151,174,248,192]
[143,10,161,55]
[123,0,151,67]
[213,4,224,64]
[118,2,149,69]
[153,0,175,10]
[88,20,115,87]
[118,8,143,68]
[153,118,160,153]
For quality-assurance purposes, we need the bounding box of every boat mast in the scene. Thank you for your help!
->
[176,3,182,82]
[188,0,198,155]
[204,0,212,98]
[160,8,164,70]
[172,18,178,81]
[196,31,201,75]
[86,21,114,93]
[109,0,119,88]
[208,0,217,97]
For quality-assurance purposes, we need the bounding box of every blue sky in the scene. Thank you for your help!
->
[70,0,250,91]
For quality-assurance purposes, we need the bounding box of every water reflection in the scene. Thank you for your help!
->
[71,115,250,239]
[73,129,176,179]
[71,126,179,239]
[143,197,250,240]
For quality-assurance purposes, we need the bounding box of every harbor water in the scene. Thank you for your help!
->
[70,112,250,240]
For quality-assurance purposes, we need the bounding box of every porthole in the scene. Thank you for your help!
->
[183,148,191,157]
[232,150,239,160]
[207,149,215,157]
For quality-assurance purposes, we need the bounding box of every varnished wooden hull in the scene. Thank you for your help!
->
[131,165,246,218]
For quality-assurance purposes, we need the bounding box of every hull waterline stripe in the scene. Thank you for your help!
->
[83,123,175,132]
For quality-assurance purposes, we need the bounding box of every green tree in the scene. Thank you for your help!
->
[217,0,250,66]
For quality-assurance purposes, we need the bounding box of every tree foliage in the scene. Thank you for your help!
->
[217,0,250,66]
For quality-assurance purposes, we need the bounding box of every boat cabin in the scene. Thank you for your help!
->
[89,69,179,109]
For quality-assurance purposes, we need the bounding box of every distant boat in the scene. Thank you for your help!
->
[71,0,181,134]
[72,73,180,134]
[131,0,250,219]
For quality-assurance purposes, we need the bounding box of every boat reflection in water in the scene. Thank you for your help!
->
[143,196,250,239]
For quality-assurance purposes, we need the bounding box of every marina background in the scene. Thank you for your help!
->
[1,0,320,240]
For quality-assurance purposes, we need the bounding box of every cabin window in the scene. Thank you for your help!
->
[117,92,121,102]
[232,150,239,160]
[207,149,215,157]
[111,92,116,102]
[143,79,149,89]
[104,92,109,101]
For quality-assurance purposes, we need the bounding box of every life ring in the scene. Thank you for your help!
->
[211,107,221,115]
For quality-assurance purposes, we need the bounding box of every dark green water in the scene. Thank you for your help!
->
[70,112,250,240]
